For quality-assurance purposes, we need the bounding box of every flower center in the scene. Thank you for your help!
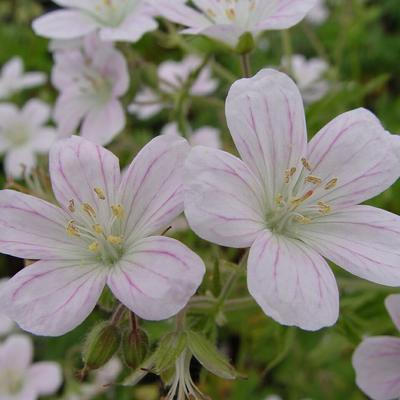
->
[92,0,137,27]
[266,158,338,235]
[65,187,125,266]
[0,369,24,395]
[4,122,29,147]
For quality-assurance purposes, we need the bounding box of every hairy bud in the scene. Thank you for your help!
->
[121,328,150,369]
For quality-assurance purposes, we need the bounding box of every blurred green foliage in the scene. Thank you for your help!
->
[0,0,400,399]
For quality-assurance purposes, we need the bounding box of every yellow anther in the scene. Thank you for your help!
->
[301,158,312,171]
[318,201,332,215]
[88,241,99,252]
[94,187,106,200]
[284,167,297,183]
[305,175,322,185]
[206,8,217,17]
[294,215,312,224]
[275,193,284,205]
[66,220,80,237]
[93,224,103,234]
[325,178,338,190]
[225,8,236,21]
[111,204,124,219]
[291,190,314,207]
[68,199,75,213]
[107,235,123,245]
[82,203,96,218]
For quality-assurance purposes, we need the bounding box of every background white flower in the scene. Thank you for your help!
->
[0,57,46,100]
[0,99,56,178]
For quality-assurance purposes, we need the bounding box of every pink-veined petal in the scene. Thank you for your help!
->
[254,0,318,31]
[120,135,190,243]
[226,68,307,207]
[26,362,62,396]
[32,10,98,40]
[0,334,32,371]
[108,236,205,320]
[353,336,400,400]
[49,136,121,214]
[247,230,339,331]
[385,295,400,331]
[307,108,400,208]
[81,100,125,146]
[0,260,107,336]
[184,146,266,248]
[0,190,82,260]
[298,205,400,286]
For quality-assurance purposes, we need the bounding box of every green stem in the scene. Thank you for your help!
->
[240,53,252,78]
[110,303,126,326]
[281,30,293,74]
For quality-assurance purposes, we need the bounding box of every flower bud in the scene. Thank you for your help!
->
[121,328,150,369]
[236,32,255,55]
[82,322,121,370]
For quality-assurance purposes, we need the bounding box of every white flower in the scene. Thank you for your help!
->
[129,55,217,120]
[0,100,56,178]
[0,335,62,399]
[307,0,329,24]
[0,57,46,100]
[33,0,158,43]
[0,279,14,336]
[282,55,329,104]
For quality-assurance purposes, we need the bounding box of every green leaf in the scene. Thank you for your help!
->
[187,330,239,380]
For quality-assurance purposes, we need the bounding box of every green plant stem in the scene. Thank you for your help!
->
[240,53,252,78]
[110,303,126,326]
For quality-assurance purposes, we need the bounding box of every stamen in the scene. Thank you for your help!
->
[318,201,332,215]
[68,199,75,213]
[111,204,124,219]
[107,235,123,245]
[66,220,80,237]
[305,175,322,185]
[93,224,104,234]
[301,158,312,171]
[275,193,284,205]
[82,203,96,218]
[225,8,236,20]
[94,187,106,200]
[291,190,314,207]
[294,215,312,224]
[88,241,100,252]
[325,178,338,190]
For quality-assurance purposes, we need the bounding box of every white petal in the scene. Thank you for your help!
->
[4,147,35,178]
[120,135,189,243]
[26,362,63,395]
[184,146,266,248]
[298,205,400,286]
[0,190,81,260]
[81,100,125,146]
[49,136,121,214]
[21,99,51,126]
[307,108,400,207]
[0,260,107,336]
[108,236,205,320]
[32,10,98,40]
[385,294,400,331]
[226,68,307,206]
[0,334,32,371]
[353,336,400,400]
[248,230,339,331]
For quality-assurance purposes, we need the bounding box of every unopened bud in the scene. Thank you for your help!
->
[235,32,255,55]
[121,328,150,369]
[82,322,121,370]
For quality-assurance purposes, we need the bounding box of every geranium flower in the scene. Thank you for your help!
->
[353,294,400,400]
[0,135,205,336]
[128,55,217,120]
[282,55,329,104]
[0,100,56,178]
[32,0,157,43]
[184,68,400,331]
[0,334,62,399]
[52,34,129,145]
[0,57,46,100]
[151,0,317,48]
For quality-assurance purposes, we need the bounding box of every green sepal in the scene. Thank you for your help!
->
[154,331,187,374]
